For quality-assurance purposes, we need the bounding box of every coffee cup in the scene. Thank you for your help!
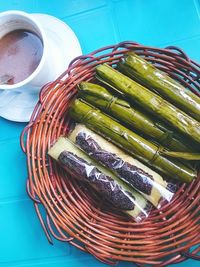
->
[0,10,56,91]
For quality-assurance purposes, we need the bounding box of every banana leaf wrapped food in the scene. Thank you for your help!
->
[118,52,200,122]
[78,82,197,152]
[69,99,196,183]
[48,137,152,222]
[69,124,175,208]
[96,64,200,145]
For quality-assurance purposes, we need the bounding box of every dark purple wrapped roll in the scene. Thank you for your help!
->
[69,124,174,208]
[48,137,152,222]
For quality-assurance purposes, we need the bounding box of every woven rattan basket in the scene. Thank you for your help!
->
[21,41,200,266]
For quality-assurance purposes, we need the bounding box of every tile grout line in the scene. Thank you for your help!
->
[0,195,29,205]
[108,0,121,43]
[156,33,200,47]
[60,3,108,21]
[193,0,200,20]
[1,254,93,267]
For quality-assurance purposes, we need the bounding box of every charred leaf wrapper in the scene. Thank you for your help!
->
[48,137,152,222]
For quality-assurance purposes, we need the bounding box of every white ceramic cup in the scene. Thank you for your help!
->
[0,10,55,90]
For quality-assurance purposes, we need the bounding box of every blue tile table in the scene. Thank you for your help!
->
[0,1,200,266]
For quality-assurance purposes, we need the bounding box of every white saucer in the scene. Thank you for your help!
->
[0,14,82,122]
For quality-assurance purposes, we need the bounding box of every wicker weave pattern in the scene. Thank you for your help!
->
[21,41,200,266]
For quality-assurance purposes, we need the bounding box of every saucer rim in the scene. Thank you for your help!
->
[0,13,82,122]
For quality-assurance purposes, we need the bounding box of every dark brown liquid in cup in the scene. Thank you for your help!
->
[0,29,43,84]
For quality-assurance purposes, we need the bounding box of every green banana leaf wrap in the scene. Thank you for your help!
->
[78,82,197,152]
[69,99,196,183]
[96,64,200,145]
[48,137,152,221]
[118,52,200,122]
[161,151,200,161]
[69,124,175,208]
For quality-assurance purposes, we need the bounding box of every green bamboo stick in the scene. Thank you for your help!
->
[78,82,197,152]
[96,64,200,145]
[118,52,200,122]
[69,99,196,183]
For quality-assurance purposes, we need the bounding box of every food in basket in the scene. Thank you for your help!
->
[96,64,200,144]
[69,99,196,183]
[118,52,200,122]
[22,38,200,266]
[69,124,174,207]
[49,49,199,224]
[48,137,152,222]
[78,81,197,152]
